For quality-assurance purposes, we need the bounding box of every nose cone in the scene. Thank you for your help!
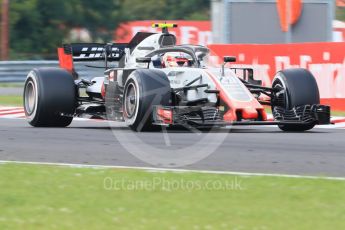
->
[241,107,258,120]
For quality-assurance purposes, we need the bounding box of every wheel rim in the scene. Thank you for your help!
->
[272,79,287,108]
[124,82,137,118]
[24,80,36,115]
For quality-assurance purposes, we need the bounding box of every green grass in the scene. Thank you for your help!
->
[330,110,345,117]
[0,83,24,88]
[0,163,344,230]
[0,95,22,106]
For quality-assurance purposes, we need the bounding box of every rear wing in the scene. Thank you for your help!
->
[57,43,127,77]
[57,32,156,75]
[63,43,127,62]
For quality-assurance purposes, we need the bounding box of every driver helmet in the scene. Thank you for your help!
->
[162,52,191,68]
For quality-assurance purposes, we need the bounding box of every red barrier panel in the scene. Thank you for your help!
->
[208,43,345,111]
[114,20,211,46]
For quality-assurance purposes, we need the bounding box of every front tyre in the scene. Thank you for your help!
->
[272,68,320,132]
[123,69,171,132]
[23,68,76,127]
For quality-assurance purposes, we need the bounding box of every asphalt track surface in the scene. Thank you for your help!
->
[1,118,345,177]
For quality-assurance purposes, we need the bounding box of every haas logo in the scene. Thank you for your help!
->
[276,0,303,32]
[79,47,104,59]
[78,47,121,59]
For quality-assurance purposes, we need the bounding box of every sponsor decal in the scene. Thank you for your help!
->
[76,47,122,59]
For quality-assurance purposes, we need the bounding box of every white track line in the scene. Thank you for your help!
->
[0,106,21,110]
[0,160,344,181]
[0,110,24,115]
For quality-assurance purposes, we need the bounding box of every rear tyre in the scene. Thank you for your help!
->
[272,68,320,132]
[23,68,76,127]
[123,69,171,132]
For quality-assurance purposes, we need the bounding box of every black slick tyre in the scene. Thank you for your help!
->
[123,69,171,132]
[272,68,320,132]
[23,67,76,127]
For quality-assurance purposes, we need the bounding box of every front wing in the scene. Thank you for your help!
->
[152,104,331,127]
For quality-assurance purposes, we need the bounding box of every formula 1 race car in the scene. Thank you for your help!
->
[23,23,331,132]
